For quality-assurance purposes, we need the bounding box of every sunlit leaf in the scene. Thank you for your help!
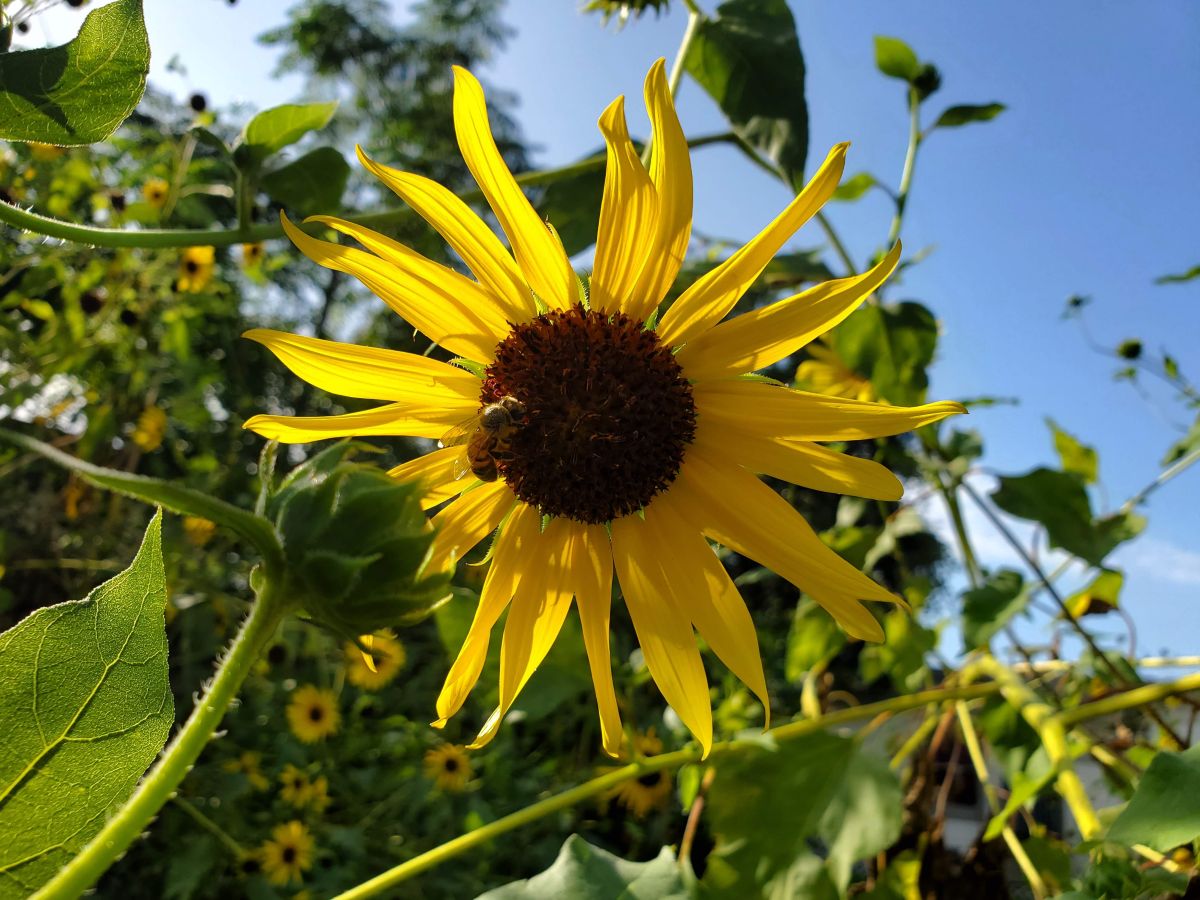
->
[933,103,1006,129]
[0,511,171,897]
[1106,745,1200,851]
[961,569,1026,651]
[235,101,338,168]
[1064,569,1123,618]
[476,834,689,899]
[1047,418,1098,484]
[261,146,351,217]
[873,36,920,82]
[686,0,809,189]
[831,171,878,202]
[830,301,939,405]
[0,0,149,145]
[1154,264,1200,285]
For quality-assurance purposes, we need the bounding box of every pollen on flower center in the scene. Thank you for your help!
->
[481,305,696,524]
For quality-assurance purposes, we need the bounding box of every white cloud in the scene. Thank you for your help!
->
[1112,537,1200,587]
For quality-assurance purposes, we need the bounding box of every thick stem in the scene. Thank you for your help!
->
[331,682,999,899]
[34,579,289,899]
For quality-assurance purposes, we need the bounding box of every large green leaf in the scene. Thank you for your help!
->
[961,569,1026,651]
[829,301,939,406]
[704,733,901,895]
[261,146,351,217]
[235,101,337,168]
[1106,745,1200,851]
[476,834,689,899]
[990,468,1145,567]
[0,426,280,564]
[535,149,606,257]
[0,0,149,145]
[0,511,171,897]
[686,0,808,190]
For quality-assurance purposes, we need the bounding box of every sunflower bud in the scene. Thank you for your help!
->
[270,450,451,640]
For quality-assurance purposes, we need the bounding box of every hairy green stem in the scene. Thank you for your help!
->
[886,86,921,248]
[0,133,733,250]
[34,580,289,899]
[815,211,859,277]
[332,681,998,899]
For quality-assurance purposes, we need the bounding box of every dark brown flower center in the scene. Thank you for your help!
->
[308,706,324,722]
[482,306,695,525]
[281,846,297,864]
[443,757,459,772]
[637,771,665,788]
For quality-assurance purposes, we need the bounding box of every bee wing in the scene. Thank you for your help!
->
[452,452,474,481]
[438,414,478,449]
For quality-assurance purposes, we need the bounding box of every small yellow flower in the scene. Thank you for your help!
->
[241,242,265,268]
[343,631,407,691]
[143,177,170,208]
[179,246,216,293]
[795,339,875,402]
[424,744,472,792]
[63,478,86,521]
[606,730,672,817]
[223,751,270,791]
[183,515,217,547]
[307,775,331,813]
[130,406,168,452]
[259,820,314,887]
[279,764,311,806]
[286,685,340,744]
[29,143,65,161]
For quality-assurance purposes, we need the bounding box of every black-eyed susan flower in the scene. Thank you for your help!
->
[130,405,168,452]
[183,515,217,547]
[142,177,169,208]
[179,245,216,293]
[279,764,312,806]
[259,820,314,887]
[244,61,964,758]
[241,241,265,269]
[607,730,672,817]
[285,685,340,744]
[796,338,876,402]
[223,751,270,791]
[343,630,407,691]
[423,744,472,793]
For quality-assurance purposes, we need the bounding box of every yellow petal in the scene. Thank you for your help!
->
[433,503,540,726]
[243,328,480,403]
[626,59,692,321]
[695,379,966,441]
[677,243,901,379]
[658,143,849,348]
[573,524,622,758]
[453,66,575,310]
[651,496,770,727]
[388,446,476,510]
[244,401,469,443]
[306,214,511,342]
[355,147,535,323]
[612,512,713,756]
[591,96,658,315]
[673,448,899,641]
[470,518,578,748]
[425,480,514,574]
[281,213,501,362]
[691,423,903,501]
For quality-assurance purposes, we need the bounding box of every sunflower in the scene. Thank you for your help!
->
[285,685,341,744]
[242,241,265,268]
[795,338,876,402]
[424,744,473,793]
[178,245,216,293]
[244,61,964,758]
[278,764,312,806]
[130,405,168,452]
[343,630,407,691]
[259,820,315,887]
[223,750,270,791]
[607,730,672,817]
[183,515,217,547]
[142,177,169,209]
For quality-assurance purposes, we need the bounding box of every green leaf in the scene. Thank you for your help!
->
[1106,744,1200,851]
[535,150,606,257]
[1155,264,1200,285]
[0,426,281,565]
[873,36,921,82]
[961,569,1026,651]
[1064,568,1123,618]
[705,733,900,895]
[830,171,877,202]
[991,468,1145,566]
[686,0,809,190]
[1047,418,1098,484]
[1163,413,1200,465]
[261,146,351,217]
[785,598,845,680]
[859,608,936,692]
[475,834,689,899]
[0,511,171,897]
[0,0,149,145]
[933,103,1006,129]
[830,301,939,406]
[235,101,337,168]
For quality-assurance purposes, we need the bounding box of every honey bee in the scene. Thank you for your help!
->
[439,396,527,482]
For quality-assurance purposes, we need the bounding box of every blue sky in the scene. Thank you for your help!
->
[30,1,1200,657]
